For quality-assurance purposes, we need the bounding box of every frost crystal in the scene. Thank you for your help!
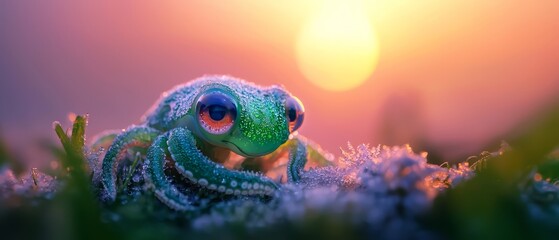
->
[192,144,474,238]
[3,142,559,239]
[0,167,57,200]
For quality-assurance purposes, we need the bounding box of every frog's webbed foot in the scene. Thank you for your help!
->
[167,128,277,196]
[286,134,334,183]
[101,125,160,202]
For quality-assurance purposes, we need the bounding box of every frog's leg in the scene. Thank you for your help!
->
[296,135,334,168]
[144,132,193,211]
[239,135,333,183]
[285,135,334,182]
[89,129,120,152]
[166,127,278,196]
[101,125,160,202]
[286,137,307,182]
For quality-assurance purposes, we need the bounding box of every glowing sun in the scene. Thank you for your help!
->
[296,0,380,91]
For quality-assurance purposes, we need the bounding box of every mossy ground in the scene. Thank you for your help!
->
[1,104,559,240]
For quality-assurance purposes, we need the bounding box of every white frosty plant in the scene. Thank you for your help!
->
[193,144,474,238]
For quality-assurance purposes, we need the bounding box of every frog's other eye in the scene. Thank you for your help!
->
[285,96,305,132]
[197,92,237,135]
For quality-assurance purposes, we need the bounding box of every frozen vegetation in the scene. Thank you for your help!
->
[190,144,474,239]
[2,141,559,239]
[1,111,559,239]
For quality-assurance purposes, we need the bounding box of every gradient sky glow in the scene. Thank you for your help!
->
[1,1,558,165]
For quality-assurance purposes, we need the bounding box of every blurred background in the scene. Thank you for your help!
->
[1,1,558,167]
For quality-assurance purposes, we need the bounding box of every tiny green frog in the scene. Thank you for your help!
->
[92,75,331,210]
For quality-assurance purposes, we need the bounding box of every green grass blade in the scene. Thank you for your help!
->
[118,152,142,194]
[53,121,73,157]
[71,115,87,150]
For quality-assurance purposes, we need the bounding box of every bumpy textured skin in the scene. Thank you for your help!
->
[97,75,330,210]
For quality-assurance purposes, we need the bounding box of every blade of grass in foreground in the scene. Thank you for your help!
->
[52,115,118,239]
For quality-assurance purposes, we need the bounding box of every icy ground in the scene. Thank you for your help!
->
[189,144,474,239]
[2,144,559,239]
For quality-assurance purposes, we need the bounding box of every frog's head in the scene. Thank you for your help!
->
[190,79,304,157]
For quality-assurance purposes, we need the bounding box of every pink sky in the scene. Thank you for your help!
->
[1,1,558,165]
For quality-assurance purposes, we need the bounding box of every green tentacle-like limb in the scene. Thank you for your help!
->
[286,137,308,182]
[239,135,333,183]
[285,135,334,183]
[101,125,160,202]
[166,127,278,197]
[144,133,193,211]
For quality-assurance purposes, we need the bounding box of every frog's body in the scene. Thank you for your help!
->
[93,75,330,210]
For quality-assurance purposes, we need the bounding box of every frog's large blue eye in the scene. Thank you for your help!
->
[197,92,237,135]
[285,96,304,132]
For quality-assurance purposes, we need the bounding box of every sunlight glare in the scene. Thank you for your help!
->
[296,0,379,91]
